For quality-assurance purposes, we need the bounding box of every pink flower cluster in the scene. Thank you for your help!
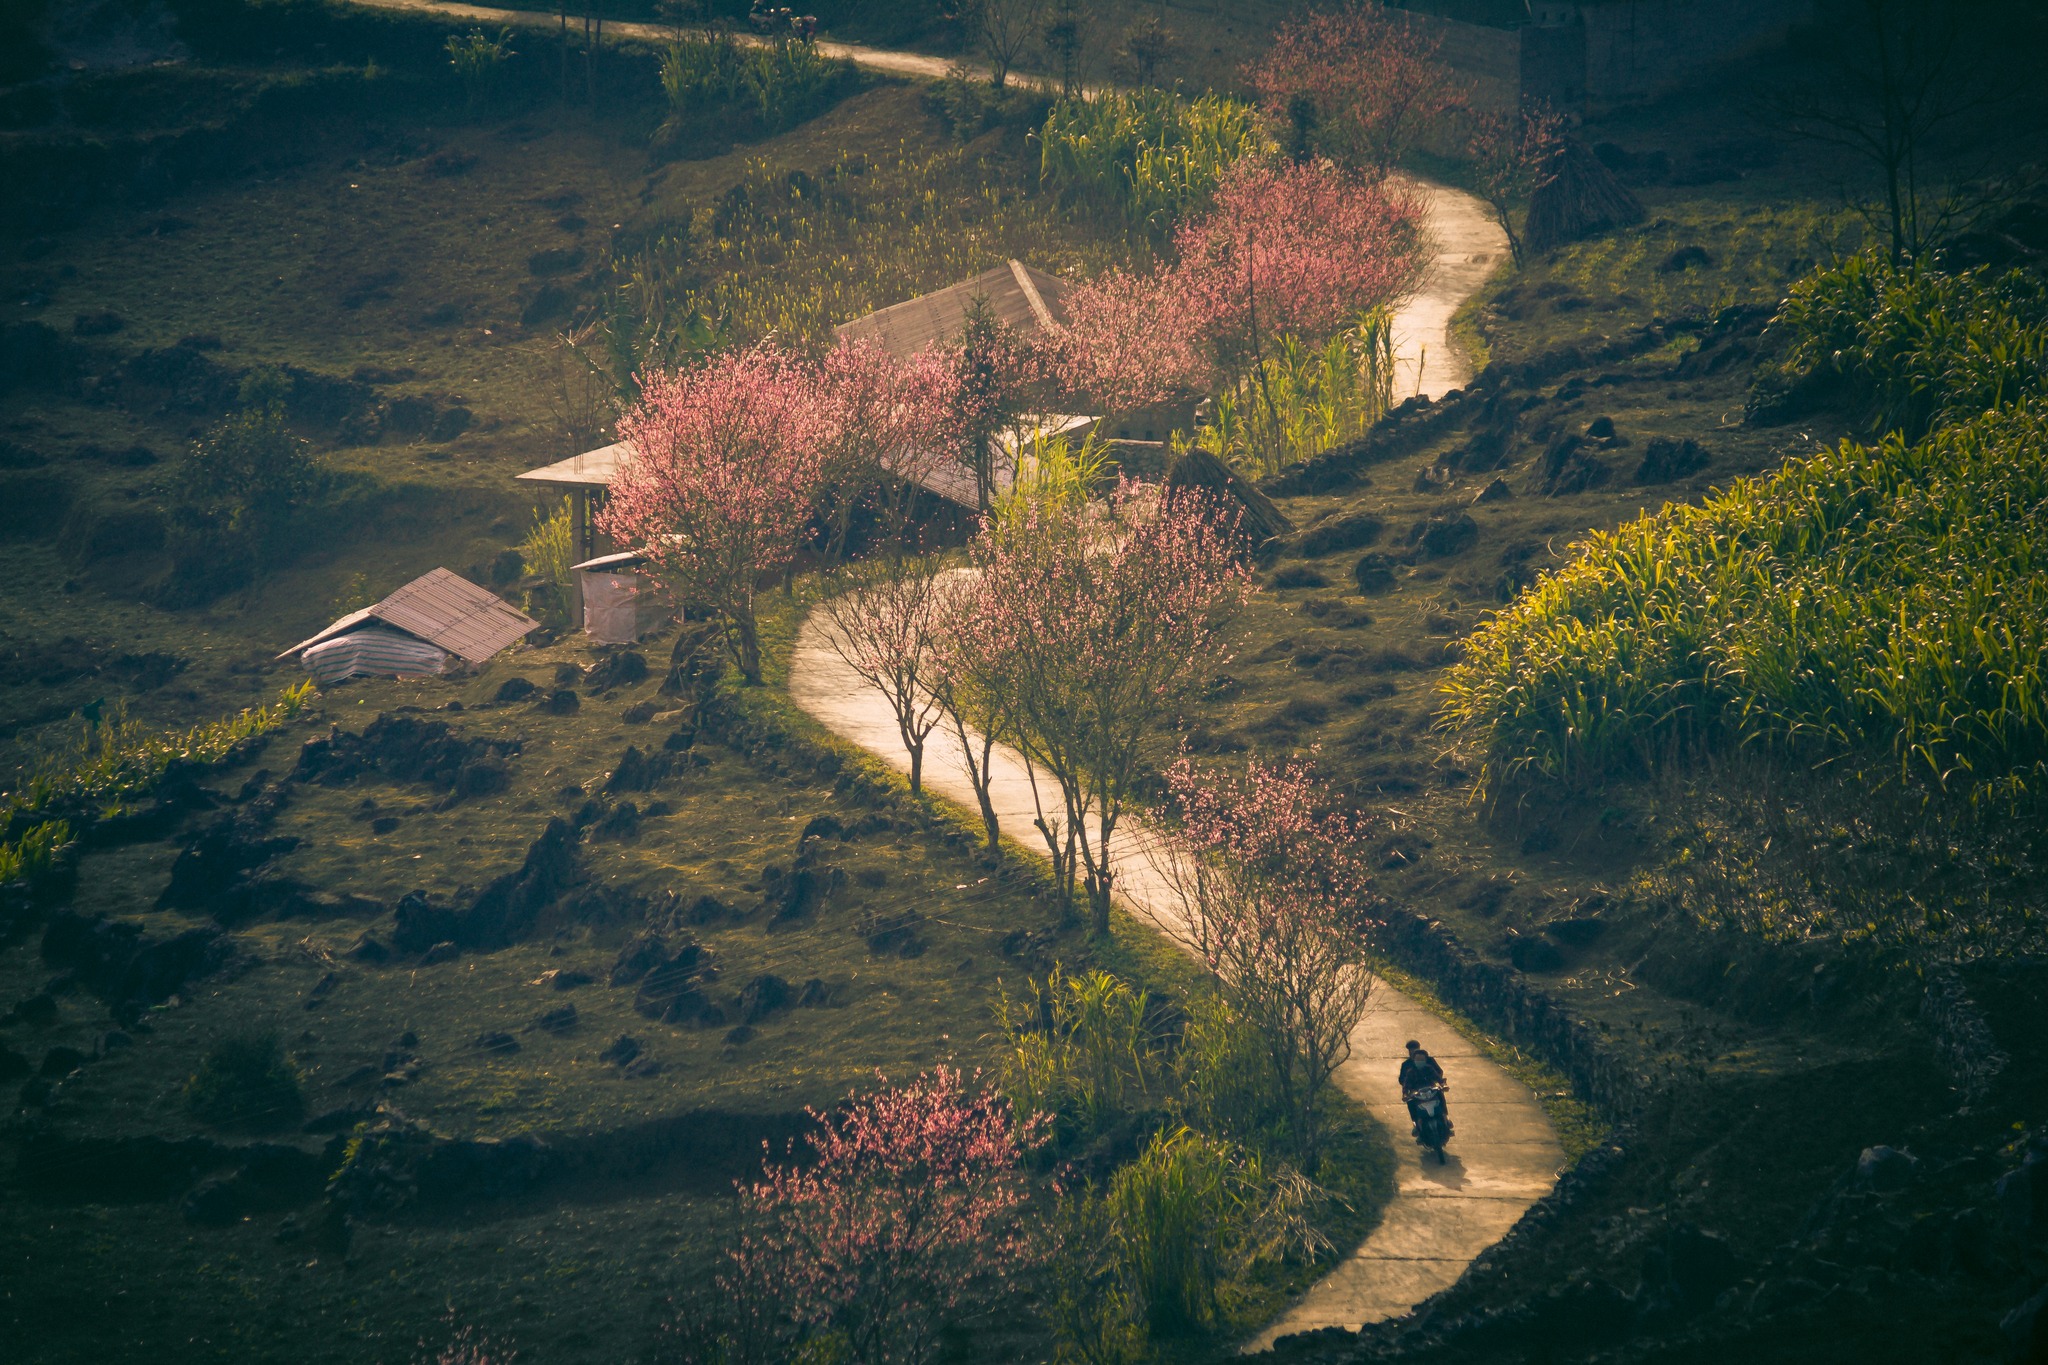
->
[732,1066,1048,1364]
[1050,159,1428,418]
[1166,752,1377,921]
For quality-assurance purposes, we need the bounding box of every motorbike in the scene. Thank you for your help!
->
[1406,1083,1452,1163]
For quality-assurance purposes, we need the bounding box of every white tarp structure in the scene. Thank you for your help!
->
[573,551,655,645]
[301,629,450,685]
[282,568,537,682]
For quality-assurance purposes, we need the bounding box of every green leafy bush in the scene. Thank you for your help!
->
[1751,249,2048,438]
[445,27,514,111]
[1443,399,2048,809]
[994,964,1156,1146]
[1040,89,1268,233]
[0,819,69,885]
[184,1032,303,1130]
[519,497,578,627]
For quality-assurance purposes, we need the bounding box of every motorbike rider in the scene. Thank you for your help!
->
[1399,1039,1452,1135]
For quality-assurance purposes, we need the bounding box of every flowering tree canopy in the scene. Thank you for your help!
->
[598,343,830,685]
[1171,159,1429,383]
[1245,1,1466,177]
[732,1066,1049,1365]
[961,477,1253,934]
[816,337,962,557]
[1162,754,1379,1171]
[1048,159,1428,437]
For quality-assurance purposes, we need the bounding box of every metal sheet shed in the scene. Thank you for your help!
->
[281,568,537,664]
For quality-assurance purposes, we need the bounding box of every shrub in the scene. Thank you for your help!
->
[519,497,578,626]
[171,366,316,582]
[1751,248,2048,438]
[184,1031,303,1130]
[5,684,313,824]
[1039,89,1269,234]
[1192,313,1395,478]
[1442,399,2048,811]
[995,964,1157,1146]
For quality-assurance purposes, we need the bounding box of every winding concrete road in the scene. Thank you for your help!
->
[789,183,1551,1345]
[342,0,1544,1330]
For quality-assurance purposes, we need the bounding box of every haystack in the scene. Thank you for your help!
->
[1525,137,1646,255]
[1164,448,1293,557]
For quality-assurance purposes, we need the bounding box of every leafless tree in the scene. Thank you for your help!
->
[815,555,948,795]
[971,0,1048,89]
[1156,757,1380,1173]
[1760,0,2024,264]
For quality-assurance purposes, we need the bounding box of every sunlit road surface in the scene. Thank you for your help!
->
[332,2,1549,1332]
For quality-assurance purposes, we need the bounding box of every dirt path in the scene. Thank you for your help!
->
[344,0,981,83]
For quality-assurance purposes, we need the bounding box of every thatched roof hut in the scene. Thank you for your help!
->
[1526,137,1645,254]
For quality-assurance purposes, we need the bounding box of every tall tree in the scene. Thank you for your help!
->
[1467,103,1566,265]
[598,344,829,685]
[813,554,949,795]
[1762,0,2017,264]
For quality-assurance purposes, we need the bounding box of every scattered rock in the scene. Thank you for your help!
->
[622,700,658,725]
[1658,245,1714,273]
[1537,432,1609,495]
[723,1024,756,1045]
[584,650,648,692]
[494,676,538,703]
[1635,435,1709,484]
[38,1045,87,1078]
[1473,476,1513,504]
[95,1029,133,1056]
[737,973,792,1023]
[598,1034,642,1066]
[622,1056,663,1079]
[1291,512,1384,557]
[73,311,125,337]
[1270,565,1329,590]
[1353,552,1401,594]
[345,933,391,964]
[303,971,340,1009]
[1504,931,1565,973]
[1856,1145,1919,1192]
[543,688,580,715]
[796,977,833,1007]
[472,1031,521,1054]
[529,1004,577,1035]
[419,941,461,966]
[391,818,580,953]
[1414,511,1479,559]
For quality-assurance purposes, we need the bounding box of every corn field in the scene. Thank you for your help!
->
[664,146,1148,351]
[1039,88,1270,234]
[1193,311,1396,478]
[1443,400,2048,810]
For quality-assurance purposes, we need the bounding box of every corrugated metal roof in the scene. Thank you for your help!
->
[516,439,637,489]
[835,260,1071,360]
[283,568,537,664]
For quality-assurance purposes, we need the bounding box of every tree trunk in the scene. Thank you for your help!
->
[907,739,923,796]
[734,610,762,685]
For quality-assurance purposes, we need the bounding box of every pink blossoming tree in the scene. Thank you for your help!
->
[815,338,963,560]
[730,1066,1049,1365]
[1161,755,1379,1172]
[598,343,830,685]
[962,478,1253,934]
[1171,159,1429,397]
[1245,1,1466,177]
